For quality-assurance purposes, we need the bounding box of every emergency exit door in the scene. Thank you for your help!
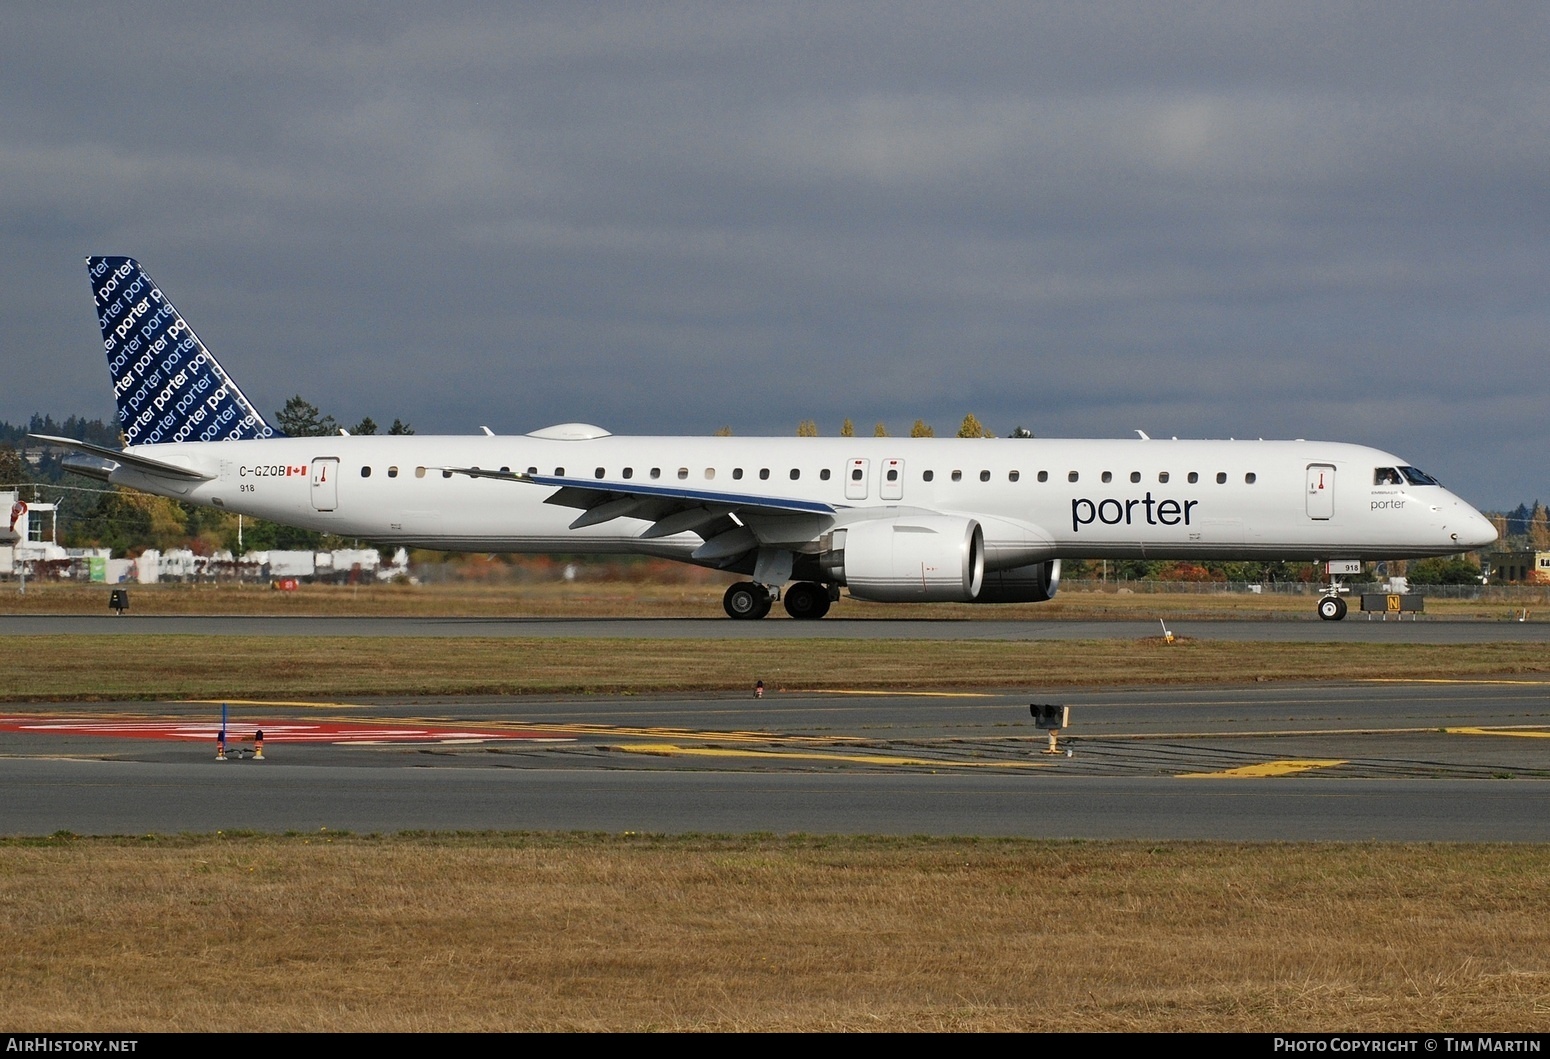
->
[845,458,869,500]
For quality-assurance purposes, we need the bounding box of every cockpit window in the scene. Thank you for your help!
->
[1374,467,1403,486]
[1399,466,1440,486]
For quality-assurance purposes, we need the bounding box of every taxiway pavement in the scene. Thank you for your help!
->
[4,680,1547,839]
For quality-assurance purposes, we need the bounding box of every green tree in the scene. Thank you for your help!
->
[873,422,889,437]
[797,420,819,437]
[351,416,379,435]
[1407,558,1483,585]
[909,419,935,438]
[0,445,28,486]
[840,418,854,438]
[388,418,414,436]
[713,425,733,437]
[276,396,338,438]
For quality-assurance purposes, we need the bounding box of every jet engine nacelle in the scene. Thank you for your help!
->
[971,559,1062,604]
[836,515,985,602]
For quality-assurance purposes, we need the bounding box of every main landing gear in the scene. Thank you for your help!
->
[722,580,834,620]
[780,581,832,620]
[723,581,772,620]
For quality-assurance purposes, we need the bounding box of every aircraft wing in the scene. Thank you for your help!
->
[442,466,837,555]
[28,434,216,482]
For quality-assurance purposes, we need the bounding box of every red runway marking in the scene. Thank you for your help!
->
[0,717,572,745]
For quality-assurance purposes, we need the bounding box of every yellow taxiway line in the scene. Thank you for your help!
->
[1179,760,1346,778]
[1446,727,1550,739]
[615,743,1048,768]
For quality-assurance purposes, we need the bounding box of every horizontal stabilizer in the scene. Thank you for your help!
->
[30,434,214,482]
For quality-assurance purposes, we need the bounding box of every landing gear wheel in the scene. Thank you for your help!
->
[1317,596,1348,621]
[724,581,771,620]
[783,581,832,620]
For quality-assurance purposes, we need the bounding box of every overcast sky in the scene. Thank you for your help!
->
[3,3,1545,507]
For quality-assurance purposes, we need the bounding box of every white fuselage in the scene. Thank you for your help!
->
[107,433,1496,565]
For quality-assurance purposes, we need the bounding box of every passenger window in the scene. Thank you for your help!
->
[951,470,963,482]
[790,469,800,480]
[1245,473,1256,484]
[733,468,743,480]
[705,468,715,480]
[415,466,426,478]
[442,469,452,479]
[595,467,606,479]
[979,470,990,482]
[759,469,770,480]
[851,468,863,481]
[1216,472,1227,484]
[887,469,898,482]
[360,466,371,478]
[1068,471,1079,482]
[622,467,633,479]
[1101,471,1113,483]
[1187,472,1199,484]
[554,467,565,476]
[388,466,398,478]
[922,470,934,482]
[1009,470,1020,482]
[1130,472,1141,483]
[820,469,831,481]
[1158,471,1169,483]
[527,466,537,475]
[650,468,661,479]
[1038,471,1048,482]
[677,467,689,480]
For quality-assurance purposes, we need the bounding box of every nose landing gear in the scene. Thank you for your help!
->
[1317,595,1348,621]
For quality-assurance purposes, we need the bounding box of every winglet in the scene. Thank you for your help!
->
[88,256,280,446]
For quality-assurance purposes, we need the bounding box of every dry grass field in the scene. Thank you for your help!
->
[3,634,1549,700]
[2,834,1547,1032]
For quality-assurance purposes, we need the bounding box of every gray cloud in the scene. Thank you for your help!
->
[2,3,1546,506]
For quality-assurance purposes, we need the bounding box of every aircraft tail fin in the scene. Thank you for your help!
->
[88,256,280,446]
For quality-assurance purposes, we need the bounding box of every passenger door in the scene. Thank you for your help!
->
[1306,464,1334,520]
[311,457,339,512]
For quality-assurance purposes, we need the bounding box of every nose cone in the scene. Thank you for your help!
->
[1448,500,1497,550]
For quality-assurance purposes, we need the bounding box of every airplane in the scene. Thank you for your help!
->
[36,256,1497,621]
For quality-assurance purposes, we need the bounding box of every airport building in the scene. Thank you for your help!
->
[1,490,409,583]
[1487,550,1550,584]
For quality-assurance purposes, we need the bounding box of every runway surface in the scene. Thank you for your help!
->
[4,680,1548,839]
[7,613,1550,642]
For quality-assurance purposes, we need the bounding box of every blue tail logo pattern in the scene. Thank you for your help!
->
[89,256,279,446]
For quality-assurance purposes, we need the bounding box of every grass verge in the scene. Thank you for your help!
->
[6,635,1550,700]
